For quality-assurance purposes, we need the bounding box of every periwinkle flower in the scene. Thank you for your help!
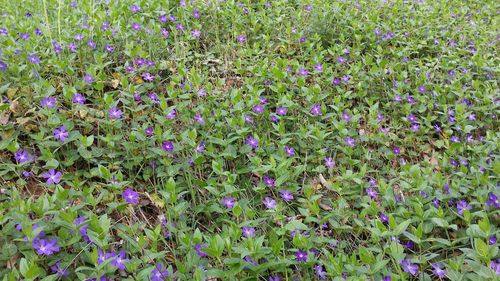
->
[41,97,57,108]
[122,188,139,204]
[72,93,86,104]
[130,4,141,13]
[342,111,351,122]
[298,68,308,77]
[194,243,208,257]
[237,35,246,43]
[191,29,201,38]
[263,197,277,209]
[400,258,419,276]
[489,234,497,245]
[263,176,275,187]
[279,190,294,202]
[284,145,295,157]
[418,85,426,93]
[295,250,307,262]
[83,73,94,84]
[14,149,31,163]
[486,193,499,208]
[131,22,141,31]
[366,187,377,199]
[33,238,60,255]
[276,107,288,115]
[314,64,323,72]
[344,136,356,147]
[252,104,264,114]
[432,263,446,279]
[337,56,346,64]
[194,113,205,124]
[222,196,235,209]
[324,157,335,168]
[42,169,62,185]
[162,141,174,152]
[313,265,327,279]
[166,109,177,119]
[110,250,128,270]
[379,212,389,224]
[50,262,69,276]
[241,226,256,238]
[246,136,258,150]
[0,61,7,71]
[108,107,123,119]
[53,126,69,142]
[28,53,41,64]
[145,127,154,136]
[456,199,471,215]
[244,115,254,124]
[310,104,321,116]
[151,263,169,281]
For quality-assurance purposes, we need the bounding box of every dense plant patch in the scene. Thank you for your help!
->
[0,0,499,280]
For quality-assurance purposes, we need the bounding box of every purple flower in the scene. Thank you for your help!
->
[87,39,96,49]
[33,238,60,255]
[163,109,176,120]
[407,115,417,123]
[284,145,295,157]
[332,78,340,85]
[456,199,471,215]
[50,262,69,276]
[237,35,246,43]
[324,157,335,168]
[176,23,185,30]
[197,88,206,97]
[142,72,155,81]
[314,265,327,279]
[83,73,94,84]
[42,169,62,185]
[241,226,256,238]
[151,263,169,281]
[101,21,110,31]
[252,104,264,114]
[53,126,69,142]
[145,127,153,136]
[263,176,275,187]
[298,68,308,77]
[295,250,308,262]
[393,147,401,155]
[263,197,277,209]
[123,188,139,204]
[191,29,201,38]
[310,104,321,116]
[246,136,259,150]
[97,249,114,264]
[222,196,236,209]
[0,60,7,71]
[131,22,141,31]
[193,10,201,18]
[72,93,86,104]
[486,193,499,208]
[74,217,90,242]
[451,136,460,143]
[366,187,377,199]
[314,64,323,72]
[161,141,174,152]
[130,4,141,13]
[342,111,351,122]
[379,212,389,224]
[400,258,419,276]
[14,149,31,164]
[110,250,128,270]
[344,136,356,147]
[28,53,41,64]
[432,263,446,279]
[489,235,497,245]
[194,243,208,257]
[383,276,392,281]
[490,259,500,275]
[108,107,123,119]
[276,107,288,115]
[279,190,294,202]
[41,97,56,108]
[337,56,346,64]
[418,85,426,93]
[269,275,281,281]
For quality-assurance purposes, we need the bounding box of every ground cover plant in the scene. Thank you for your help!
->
[0,0,499,280]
